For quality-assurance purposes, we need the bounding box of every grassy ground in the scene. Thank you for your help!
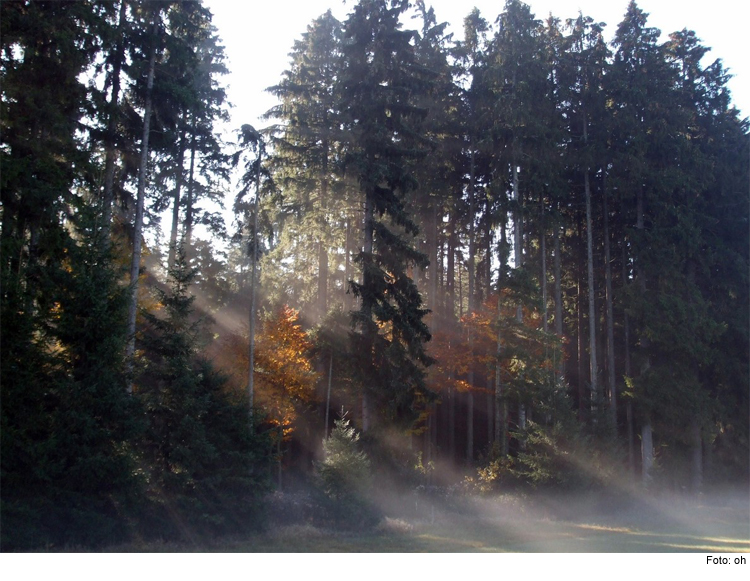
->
[110,490,750,553]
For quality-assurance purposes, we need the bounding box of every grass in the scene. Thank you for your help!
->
[107,490,750,553]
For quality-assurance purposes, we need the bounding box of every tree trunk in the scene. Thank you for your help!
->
[428,204,439,330]
[458,261,463,320]
[603,181,617,432]
[468,150,476,314]
[484,209,492,306]
[703,431,713,488]
[448,366,456,463]
[494,300,506,455]
[126,15,157,385]
[583,107,598,417]
[495,221,508,455]
[513,156,526,443]
[690,419,703,493]
[466,147,476,463]
[585,169,598,416]
[636,187,653,484]
[553,221,564,382]
[248,151,261,423]
[101,0,127,248]
[641,420,653,486]
[277,428,283,489]
[183,118,197,253]
[486,381,493,448]
[325,352,333,438]
[466,389,474,464]
[623,243,635,474]
[576,212,586,422]
[344,214,351,310]
[540,193,548,335]
[431,400,438,468]
[446,215,456,323]
[318,137,329,321]
[167,123,187,271]
[361,194,374,433]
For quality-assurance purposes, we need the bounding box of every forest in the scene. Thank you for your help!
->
[1,0,748,551]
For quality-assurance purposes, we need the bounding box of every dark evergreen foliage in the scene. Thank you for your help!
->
[340,0,435,427]
[135,251,271,539]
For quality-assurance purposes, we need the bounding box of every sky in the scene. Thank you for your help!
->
[203,0,749,138]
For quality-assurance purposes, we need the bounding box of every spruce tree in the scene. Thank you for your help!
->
[136,249,270,537]
[339,0,434,430]
[265,11,345,320]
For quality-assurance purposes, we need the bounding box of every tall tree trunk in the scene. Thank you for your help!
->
[446,215,455,323]
[636,186,653,484]
[437,237,445,321]
[641,420,653,486]
[468,151,476,314]
[466,148,476,463]
[466,388,474,464]
[576,214,585,420]
[703,431,713,488]
[101,0,127,248]
[540,193,548,335]
[458,261,463,319]
[603,180,617,432]
[425,404,433,469]
[690,419,703,493]
[428,204,439,331]
[583,111,598,417]
[430,400,438,474]
[513,156,526,443]
[623,243,635,474]
[344,214,351,310]
[448,365,456,463]
[277,428,283,489]
[248,152,261,423]
[318,136,329,321]
[554,220,564,382]
[495,221,508,455]
[486,380,493,448]
[361,194,374,433]
[183,117,197,253]
[167,122,188,271]
[126,15,157,385]
[484,214,492,305]
[325,352,333,437]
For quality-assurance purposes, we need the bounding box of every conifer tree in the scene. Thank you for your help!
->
[265,11,345,320]
[487,0,548,445]
[562,13,610,421]
[125,1,160,375]
[0,2,142,547]
[137,248,270,536]
[339,0,434,430]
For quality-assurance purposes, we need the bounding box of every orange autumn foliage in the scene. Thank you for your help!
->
[426,292,561,402]
[214,305,320,438]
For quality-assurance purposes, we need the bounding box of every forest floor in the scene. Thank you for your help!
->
[113,489,750,552]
